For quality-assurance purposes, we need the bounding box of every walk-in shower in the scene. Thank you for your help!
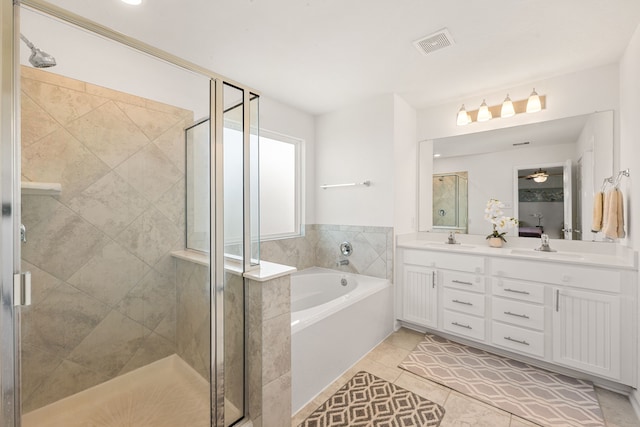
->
[0,3,259,427]
[432,171,468,233]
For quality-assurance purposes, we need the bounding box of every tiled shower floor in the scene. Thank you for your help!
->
[22,355,235,427]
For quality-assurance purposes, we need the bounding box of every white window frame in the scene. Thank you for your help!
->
[259,129,304,241]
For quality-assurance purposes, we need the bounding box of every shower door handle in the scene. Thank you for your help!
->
[14,271,31,306]
[20,223,26,243]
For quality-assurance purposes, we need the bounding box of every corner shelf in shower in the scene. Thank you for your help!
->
[21,181,62,196]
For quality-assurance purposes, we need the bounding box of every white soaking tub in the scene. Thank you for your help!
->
[290,267,394,414]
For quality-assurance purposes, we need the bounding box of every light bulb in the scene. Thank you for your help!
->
[456,104,471,126]
[121,0,142,5]
[526,89,542,113]
[501,94,515,118]
[477,99,492,122]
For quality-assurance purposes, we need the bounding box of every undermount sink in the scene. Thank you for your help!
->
[419,241,476,249]
[509,248,585,260]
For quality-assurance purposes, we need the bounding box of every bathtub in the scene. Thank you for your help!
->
[291,267,394,414]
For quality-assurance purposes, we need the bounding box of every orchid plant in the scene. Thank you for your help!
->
[484,199,518,242]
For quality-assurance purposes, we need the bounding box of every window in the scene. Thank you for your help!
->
[259,130,303,240]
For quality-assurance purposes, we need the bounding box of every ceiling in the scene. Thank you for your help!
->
[41,0,640,115]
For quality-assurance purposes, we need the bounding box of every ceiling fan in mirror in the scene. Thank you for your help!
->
[518,168,562,183]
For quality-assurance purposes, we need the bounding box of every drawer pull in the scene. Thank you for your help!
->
[504,311,530,319]
[452,280,473,286]
[504,336,530,346]
[504,288,530,295]
[452,299,472,306]
[451,321,472,330]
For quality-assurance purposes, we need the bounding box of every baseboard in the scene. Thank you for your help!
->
[630,389,640,420]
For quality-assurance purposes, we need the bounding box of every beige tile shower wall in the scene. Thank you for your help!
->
[246,275,292,427]
[175,259,211,380]
[260,224,393,280]
[19,67,192,412]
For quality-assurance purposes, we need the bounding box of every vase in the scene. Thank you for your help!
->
[488,237,503,248]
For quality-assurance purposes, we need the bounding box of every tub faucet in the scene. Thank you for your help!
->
[336,259,349,267]
[535,233,556,252]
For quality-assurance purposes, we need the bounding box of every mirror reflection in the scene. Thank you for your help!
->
[433,172,468,233]
[516,165,566,239]
[421,110,613,242]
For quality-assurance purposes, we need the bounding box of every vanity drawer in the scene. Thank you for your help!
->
[443,288,485,316]
[443,310,485,341]
[492,278,545,304]
[492,258,620,292]
[492,321,544,358]
[442,270,485,293]
[492,297,544,330]
[404,250,484,273]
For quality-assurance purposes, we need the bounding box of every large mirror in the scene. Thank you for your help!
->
[419,110,613,241]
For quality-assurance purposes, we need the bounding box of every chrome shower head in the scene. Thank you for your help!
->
[20,34,56,68]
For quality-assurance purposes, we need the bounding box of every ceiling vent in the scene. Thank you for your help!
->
[413,28,455,56]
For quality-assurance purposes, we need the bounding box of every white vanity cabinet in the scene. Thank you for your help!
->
[492,258,630,382]
[396,244,637,387]
[402,265,438,328]
[399,249,486,339]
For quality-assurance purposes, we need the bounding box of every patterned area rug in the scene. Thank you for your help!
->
[399,334,605,427]
[298,371,445,427]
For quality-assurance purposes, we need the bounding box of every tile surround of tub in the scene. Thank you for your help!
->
[247,274,292,427]
[261,224,394,280]
[20,66,193,411]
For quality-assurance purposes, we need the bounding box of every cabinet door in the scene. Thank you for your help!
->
[403,265,437,328]
[552,288,621,380]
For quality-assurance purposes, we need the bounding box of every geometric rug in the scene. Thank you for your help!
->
[399,334,605,427]
[298,371,445,427]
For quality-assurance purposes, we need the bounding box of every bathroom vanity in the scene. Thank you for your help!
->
[395,235,638,388]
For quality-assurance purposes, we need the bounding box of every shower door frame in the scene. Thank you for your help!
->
[0,1,260,425]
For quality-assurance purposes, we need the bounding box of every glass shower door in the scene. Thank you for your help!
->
[17,5,214,426]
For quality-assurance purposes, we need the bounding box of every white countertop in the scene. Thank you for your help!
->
[171,250,296,281]
[397,233,638,270]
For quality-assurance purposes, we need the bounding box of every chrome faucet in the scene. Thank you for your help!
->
[446,231,458,245]
[336,259,349,267]
[535,233,556,252]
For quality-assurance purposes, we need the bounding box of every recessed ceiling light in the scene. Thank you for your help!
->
[121,0,142,5]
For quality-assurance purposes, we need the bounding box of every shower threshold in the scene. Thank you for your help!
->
[22,355,235,427]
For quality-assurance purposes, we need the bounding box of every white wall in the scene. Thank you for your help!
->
[434,143,576,236]
[417,63,620,142]
[619,22,640,410]
[20,8,210,118]
[315,94,395,226]
[393,94,417,234]
[259,97,316,225]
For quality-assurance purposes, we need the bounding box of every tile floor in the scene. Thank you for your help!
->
[291,328,640,427]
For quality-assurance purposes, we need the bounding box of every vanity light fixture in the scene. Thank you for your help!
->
[121,0,142,5]
[526,88,542,113]
[456,105,471,126]
[500,94,515,118]
[477,99,492,122]
[456,91,546,125]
